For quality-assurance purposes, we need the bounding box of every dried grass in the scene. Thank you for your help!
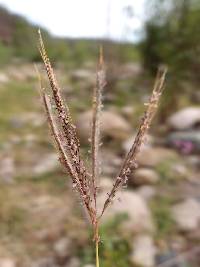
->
[37,30,167,267]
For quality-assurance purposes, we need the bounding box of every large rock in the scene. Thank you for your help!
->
[168,107,200,130]
[9,112,44,128]
[167,131,200,154]
[31,257,58,267]
[119,63,142,79]
[53,237,72,259]
[76,110,131,142]
[137,186,156,201]
[137,147,178,167]
[98,190,154,234]
[100,149,121,176]
[122,134,154,154]
[32,153,59,175]
[0,156,15,183]
[99,177,113,192]
[172,198,200,231]
[0,72,9,84]
[130,235,156,267]
[0,259,16,267]
[71,69,95,82]
[66,258,80,267]
[129,168,159,186]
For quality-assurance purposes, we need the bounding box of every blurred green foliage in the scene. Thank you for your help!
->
[0,41,13,65]
[80,214,131,267]
[141,0,200,117]
[142,0,200,79]
[0,6,139,68]
[150,196,175,240]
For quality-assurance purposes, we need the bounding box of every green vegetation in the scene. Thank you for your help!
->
[150,196,175,240]
[0,6,139,68]
[140,0,200,117]
[79,214,131,267]
[0,41,13,65]
[0,186,27,237]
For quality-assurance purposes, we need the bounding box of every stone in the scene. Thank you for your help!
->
[53,237,72,259]
[100,150,121,176]
[130,235,156,267]
[168,107,200,130]
[66,258,80,267]
[137,147,178,167]
[130,168,159,186]
[156,250,181,267]
[119,63,142,79]
[172,198,200,231]
[98,190,154,234]
[8,64,36,81]
[0,72,9,83]
[76,110,131,142]
[0,156,15,183]
[31,257,58,267]
[137,186,156,201]
[71,69,95,82]
[167,131,200,154]
[9,112,44,128]
[121,106,135,120]
[99,177,113,192]
[122,134,154,154]
[0,259,16,267]
[32,153,59,175]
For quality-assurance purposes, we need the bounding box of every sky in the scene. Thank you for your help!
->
[0,0,145,42]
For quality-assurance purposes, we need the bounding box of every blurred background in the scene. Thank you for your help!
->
[0,0,200,266]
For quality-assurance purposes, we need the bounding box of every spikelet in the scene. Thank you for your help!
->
[37,31,167,266]
[38,31,95,223]
[100,67,167,216]
[91,46,106,212]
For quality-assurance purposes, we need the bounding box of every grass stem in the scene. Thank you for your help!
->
[96,238,100,267]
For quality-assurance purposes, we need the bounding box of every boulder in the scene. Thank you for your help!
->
[9,112,44,129]
[137,147,178,167]
[172,198,200,231]
[119,63,142,79]
[31,257,58,267]
[99,177,113,192]
[76,110,131,142]
[99,149,121,176]
[71,69,95,82]
[0,259,16,267]
[167,131,200,154]
[130,168,159,186]
[66,258,80,267]
[0,72,9,83]
[137,186,156,201]
[0,156,15,183]
[32,153,59,175]
[168,107,200,130]
[53,237,72,259]
[98,190,154,234]
[130,235,156,267]
[122,134,154,154]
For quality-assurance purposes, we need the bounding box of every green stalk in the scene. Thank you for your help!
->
[96,239,100,267]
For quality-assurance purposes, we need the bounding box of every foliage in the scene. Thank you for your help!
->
[142,0,200,82]
[0,186,27,237]
[0,41,13,65]
[79,214,131,267]
[141,0,200,117]
[150,196,175,239]
[0,6,140,68]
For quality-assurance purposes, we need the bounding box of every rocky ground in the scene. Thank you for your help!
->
[0,62,200,267]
